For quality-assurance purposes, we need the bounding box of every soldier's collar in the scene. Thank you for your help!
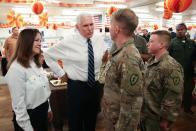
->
[111,38,134,57]
[148,52,169,66]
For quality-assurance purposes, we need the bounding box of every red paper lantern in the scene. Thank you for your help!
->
[108,6,118,16]
[32,2,44,15]
[187,26,192,30]
[166,0,192,13]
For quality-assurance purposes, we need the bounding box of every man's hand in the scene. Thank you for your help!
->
[160,119,170,131]
[192,79,196,98]
[60,73,68,83]
[102,50,109,63]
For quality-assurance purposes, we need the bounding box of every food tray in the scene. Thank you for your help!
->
[50,80,67,87]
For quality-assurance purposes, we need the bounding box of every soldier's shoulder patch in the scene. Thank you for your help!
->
[129,74,139,86]
[172,76,180,86]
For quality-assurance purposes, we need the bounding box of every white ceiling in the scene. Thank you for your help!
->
[0,0,196,25]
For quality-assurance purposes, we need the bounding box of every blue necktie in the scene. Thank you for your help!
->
[87,39,95,87]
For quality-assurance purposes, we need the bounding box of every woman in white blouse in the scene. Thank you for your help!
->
[5,28,52,131]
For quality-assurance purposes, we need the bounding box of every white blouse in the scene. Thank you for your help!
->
[5,60,51,131]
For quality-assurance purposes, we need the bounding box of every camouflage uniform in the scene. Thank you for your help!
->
[103,39,144,131]
[141,52,183,131]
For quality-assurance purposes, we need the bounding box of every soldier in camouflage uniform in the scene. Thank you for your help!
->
[102,8,144,131]
[141,30,183,131]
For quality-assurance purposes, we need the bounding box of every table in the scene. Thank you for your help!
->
[49,83,68,131]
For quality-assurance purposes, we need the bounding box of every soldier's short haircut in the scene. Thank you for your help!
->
[111,8,138,36]
[151,30,171,48]
[12,27,17,32]
[176,23,187,30]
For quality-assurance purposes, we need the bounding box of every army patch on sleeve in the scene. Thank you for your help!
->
[129,74,139,86]
[172,76,180,86]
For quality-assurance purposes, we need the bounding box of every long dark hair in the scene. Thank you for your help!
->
[8,28,41,68]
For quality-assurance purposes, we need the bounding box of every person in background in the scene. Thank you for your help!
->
[141,30,183,131]
[5,28,52,131]
[2,27,19,75]
[38,50,45,66]
[141,29,150,42]
[168,27,176,39]
[1,48,7,76]
[168,23,196,114]
[133,34,150,61]
[185,32,191,39]
[0,49,1,61]
[44,13,107,131]
[38,50,49,69]
[103,8,144,131]
[194,32,196,42]
[4,27,19,62]
[110,33,150,62]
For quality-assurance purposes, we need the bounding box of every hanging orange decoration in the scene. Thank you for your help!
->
[163,0,173,19]
[166,0,192,13]
[153,24,158,30]
[107,6,118,16]
[52,24,58,30]
[0,23,11,28]
[7,10,24,27]
[32,1,44,15]
[60,22,65,26]
[46,24,49,29]
[39,12,48,26]
[5,0,12,2]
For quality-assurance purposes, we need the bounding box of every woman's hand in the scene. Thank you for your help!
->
[48,111,53,122]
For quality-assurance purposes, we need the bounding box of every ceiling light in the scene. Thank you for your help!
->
[139,18,160,22]
[62,10,102,15]
[191,17,196,20]
[23,17,39,24]
[96,4,127,8]
[53,16,76,19]
[132,8,149,13]
[155,1,164,7]
[155,7,164,12]
[137,13,152,19]
[12,7,32,14]
[173,15,182,19]
[12,7,48,14]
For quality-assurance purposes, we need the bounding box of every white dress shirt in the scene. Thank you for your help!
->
[44,29,107,81]
[5,60,51,131]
